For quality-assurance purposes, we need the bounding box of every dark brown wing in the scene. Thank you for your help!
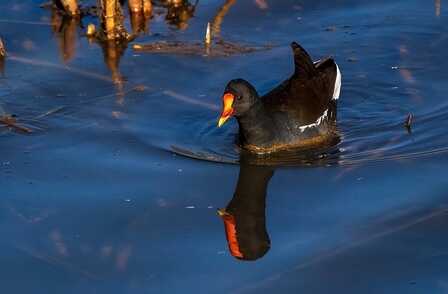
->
[261,43,338,125]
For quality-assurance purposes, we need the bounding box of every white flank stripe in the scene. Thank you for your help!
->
[333,63,341,100]
[298,109,329,132]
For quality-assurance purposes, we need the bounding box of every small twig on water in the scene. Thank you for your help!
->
[34,106,66,120]
[0,115,33,134]
[404,113,413,133]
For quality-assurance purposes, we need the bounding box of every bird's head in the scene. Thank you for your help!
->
[217,79,259,127]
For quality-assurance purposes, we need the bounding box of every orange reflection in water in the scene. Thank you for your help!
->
[51,9,78,64]
[129,0,152,34]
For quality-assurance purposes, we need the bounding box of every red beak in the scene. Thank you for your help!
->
[218,93,235,127]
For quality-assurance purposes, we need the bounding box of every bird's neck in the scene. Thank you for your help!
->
[237,101,275,147]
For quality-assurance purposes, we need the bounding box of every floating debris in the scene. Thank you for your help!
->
[0,104,66,134]
[133,84,147,92]
[86,23,96,37]
[34,106,65,120]
[0,114,33,134]
[133,40,274,57]
[404,113,413,133]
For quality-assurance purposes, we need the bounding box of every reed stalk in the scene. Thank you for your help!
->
[205,22,212,46]
[55,0,80,16]
[211,0,237,39]
[98,0,129,40]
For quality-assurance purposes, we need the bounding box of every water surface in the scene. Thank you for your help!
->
[1,0,448,293]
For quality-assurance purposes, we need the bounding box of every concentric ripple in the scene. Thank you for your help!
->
[167,84,448,167]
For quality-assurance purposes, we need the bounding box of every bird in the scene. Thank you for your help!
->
[217,42,341,153]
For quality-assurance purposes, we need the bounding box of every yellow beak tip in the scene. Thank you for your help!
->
[217,117,228,128]
[217,208,228,216]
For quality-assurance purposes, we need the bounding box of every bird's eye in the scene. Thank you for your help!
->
[237,95,242,101]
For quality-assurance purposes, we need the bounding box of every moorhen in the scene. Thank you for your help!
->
[217,42,341,153]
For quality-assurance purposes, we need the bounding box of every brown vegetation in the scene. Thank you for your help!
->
[54,0,80,16]
[98,0,130,41]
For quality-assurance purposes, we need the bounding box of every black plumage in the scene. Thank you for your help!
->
[218,42,341,153]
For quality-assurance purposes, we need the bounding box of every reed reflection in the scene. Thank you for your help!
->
[211,0,237,40]
[51,9,79,63]
[128,0,152,34]
[161,0,198,30]
[100,40,128,103]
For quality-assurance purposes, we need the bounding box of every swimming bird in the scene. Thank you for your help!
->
[217,42,341,153]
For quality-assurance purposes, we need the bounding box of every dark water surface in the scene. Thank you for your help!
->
[1,0,448,293]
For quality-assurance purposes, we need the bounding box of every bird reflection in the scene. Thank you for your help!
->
[99,40,128,103]
[51,9,79,64]
[218,162,274,261]
[218,145,341,261]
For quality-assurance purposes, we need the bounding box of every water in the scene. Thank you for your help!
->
[1,0,448,293]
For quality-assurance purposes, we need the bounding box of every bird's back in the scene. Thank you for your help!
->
[254,43,340,150]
